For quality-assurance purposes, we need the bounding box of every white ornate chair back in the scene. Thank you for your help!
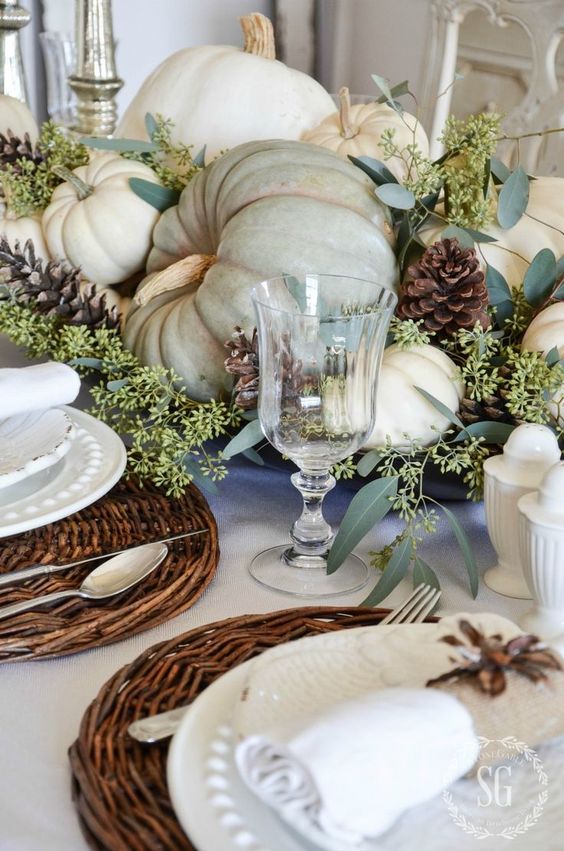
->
[424,0,564,175]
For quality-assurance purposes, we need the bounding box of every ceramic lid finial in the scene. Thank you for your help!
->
[503,424,560,469]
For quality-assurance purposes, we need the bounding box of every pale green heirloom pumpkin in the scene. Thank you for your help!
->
[124,139,398,400]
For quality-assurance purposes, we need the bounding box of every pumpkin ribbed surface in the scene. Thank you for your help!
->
[124,140,399,401]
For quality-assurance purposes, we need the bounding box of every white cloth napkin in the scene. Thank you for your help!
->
[0,362,80,419]
[235,687,479,846]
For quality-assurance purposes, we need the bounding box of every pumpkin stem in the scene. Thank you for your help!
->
[240,12,276,60]
[338,87,358,140]
[51,165,93,200]
[135,254,217,307]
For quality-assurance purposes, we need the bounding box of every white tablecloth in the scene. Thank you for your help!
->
[0,336,557,851]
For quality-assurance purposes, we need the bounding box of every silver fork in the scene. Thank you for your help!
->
[379,583,441,626]
[128,584,441,744]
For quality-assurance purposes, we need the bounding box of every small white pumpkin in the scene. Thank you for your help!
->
[302,87,429,182]
[0,210,48,260]
[42,152,161,286]
[0,93,38,140]
[364,343,464,448]
[522,303,564,357]
[117,13,336,165]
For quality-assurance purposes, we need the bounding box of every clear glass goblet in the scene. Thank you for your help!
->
[250,273,397,597]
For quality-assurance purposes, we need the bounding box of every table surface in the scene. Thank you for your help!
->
[0,336,556,851]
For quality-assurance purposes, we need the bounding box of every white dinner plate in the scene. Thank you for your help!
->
[0,408,75,489]
[167,614,564,851]
[0,406,126,536]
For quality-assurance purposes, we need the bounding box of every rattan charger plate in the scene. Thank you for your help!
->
[0,478,218,662]
[69,606,437,851]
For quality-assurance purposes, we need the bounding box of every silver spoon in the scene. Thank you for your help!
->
[0,542,168,621]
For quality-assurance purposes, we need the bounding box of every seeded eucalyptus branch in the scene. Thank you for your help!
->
[0,294,241,497]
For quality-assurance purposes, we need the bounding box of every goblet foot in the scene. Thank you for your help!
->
[249,545,369,597]
[483,564,532,599]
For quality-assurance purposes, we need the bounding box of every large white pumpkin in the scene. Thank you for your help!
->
[303,87,429,183]
[42,152,161,286]
[0,93,38,140]
[422,177,564,290]
[365,343,464,448]
[117,13,335,165]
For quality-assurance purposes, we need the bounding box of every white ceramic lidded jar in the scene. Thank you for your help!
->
[483,424,560,598]
[519,462,564,637]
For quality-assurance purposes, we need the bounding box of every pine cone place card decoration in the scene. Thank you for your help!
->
[427,620,564,754]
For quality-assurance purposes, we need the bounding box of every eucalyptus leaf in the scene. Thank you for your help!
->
[490,157,511,184]
[441,225,475,250]
[545,346,560,367]
[414,386,464,428]
[376,79,410,104]
[420,191,440,213]
[482,157,491,199]
[361,537,412,606]
[82,137,158,153]
[241,409,259,421]
[145,112,158,137]
[357,449,383,477]
[497,166,529,229]
[69,356,104,370]
[455,421,515,443]
[183,459,219,495]
[371,73,393,102]
[375,183,415,210]
[396,213,414,269]
[221,419,264,459]
[462,228,497,244]
[106,378,129,392]
[326,476,398,574]
[129,178,180,212]
[486,264,511,305]
[495,299,514,325]
[523,248,557,307]
[413,557,440,591]
[349,155,398,186]
[193,145,207,167]
[441,505,478,597]
[242,447,265,466]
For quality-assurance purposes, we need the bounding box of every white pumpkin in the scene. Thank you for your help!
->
[117,13,336,165]
[42,152,161,286]
[365,343,464,448]
[0,210,48,260]
[302,87,429,182]
[0,93,38,140]
[422,177,564,290]
[522,303,564,357]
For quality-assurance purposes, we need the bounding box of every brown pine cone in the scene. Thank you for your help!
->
[224,326,259,409]
[397,238,490,338]
[0,130,44,173]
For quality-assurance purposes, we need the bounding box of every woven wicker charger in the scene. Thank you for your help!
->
[69,605,437,851]
[0,478,218,662]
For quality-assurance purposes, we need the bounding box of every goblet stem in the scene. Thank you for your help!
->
[283,470,336,568]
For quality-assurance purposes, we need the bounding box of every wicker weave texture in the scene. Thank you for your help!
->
[68,606,427,851]
[0,479,218,662]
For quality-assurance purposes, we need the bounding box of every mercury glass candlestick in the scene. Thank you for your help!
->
[250,273,396,597]
[0,0,30,102]
[68,0,122,136]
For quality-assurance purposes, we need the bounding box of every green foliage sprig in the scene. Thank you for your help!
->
[0,296,241,497]
[0,122,89,217]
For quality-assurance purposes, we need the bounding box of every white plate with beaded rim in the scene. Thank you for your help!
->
[0,408,75,489]
[0,406,126,536]
[166,614,559,851]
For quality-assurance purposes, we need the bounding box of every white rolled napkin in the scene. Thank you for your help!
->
[235,687,478,846]
[0,362,80,419]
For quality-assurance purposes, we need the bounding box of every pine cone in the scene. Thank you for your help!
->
[0,238,121,330]
[397,238,490,338]
[0,130,44,174]
[224,326,259,409]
